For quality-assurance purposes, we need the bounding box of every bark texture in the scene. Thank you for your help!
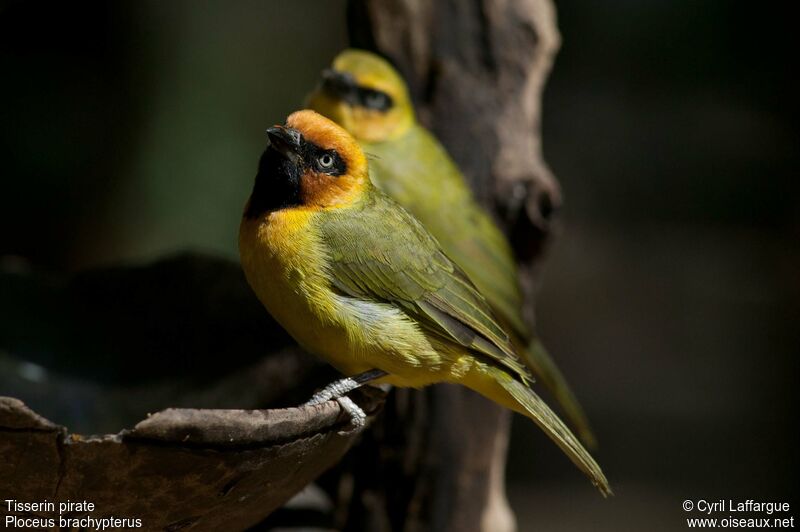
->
[0,391,385,531]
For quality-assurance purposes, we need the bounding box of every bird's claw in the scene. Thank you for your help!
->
[335,396,366,435]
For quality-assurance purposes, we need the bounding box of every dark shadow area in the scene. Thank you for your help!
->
[0,0,347,433]
[507,1,799,530]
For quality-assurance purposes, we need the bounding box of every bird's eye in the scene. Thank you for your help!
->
[363,90,391,110]
[365,92,384,108]
[318,153,335,169]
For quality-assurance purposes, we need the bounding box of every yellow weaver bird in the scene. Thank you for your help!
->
[239,110,610,495]
[307,49,597,447]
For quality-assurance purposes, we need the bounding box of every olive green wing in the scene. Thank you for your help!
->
[441,204,528,334]
[319,191,531,383]
[367,129,597,446]
[369,127,528,336]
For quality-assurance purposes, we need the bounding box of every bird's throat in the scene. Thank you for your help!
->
[244,148,303,219]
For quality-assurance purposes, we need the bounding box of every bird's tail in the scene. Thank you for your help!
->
[522,338,598,449]
[486,367,612,497]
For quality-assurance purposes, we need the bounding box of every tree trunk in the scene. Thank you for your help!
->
[318,1,563,531]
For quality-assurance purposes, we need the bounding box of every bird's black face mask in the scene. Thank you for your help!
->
[245,126,304,218]
[321,69,394,112]
[245,126,348,218]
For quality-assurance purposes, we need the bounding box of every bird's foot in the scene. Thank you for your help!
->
[302,369,388,434]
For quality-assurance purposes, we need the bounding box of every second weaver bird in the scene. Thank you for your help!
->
[307,49,597,446]
[238,109,610,495]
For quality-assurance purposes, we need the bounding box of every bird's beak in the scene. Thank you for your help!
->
[321,68,359,101]
[266,126,302,164]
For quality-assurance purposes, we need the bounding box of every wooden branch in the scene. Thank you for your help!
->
[0,388,385,531]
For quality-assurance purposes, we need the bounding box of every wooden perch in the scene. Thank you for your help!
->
[0,390,385,531]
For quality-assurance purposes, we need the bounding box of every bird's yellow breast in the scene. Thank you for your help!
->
[239,208,344,362]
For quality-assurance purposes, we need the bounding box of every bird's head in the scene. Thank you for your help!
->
[244,110,370,218]
[307,49,415,143]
